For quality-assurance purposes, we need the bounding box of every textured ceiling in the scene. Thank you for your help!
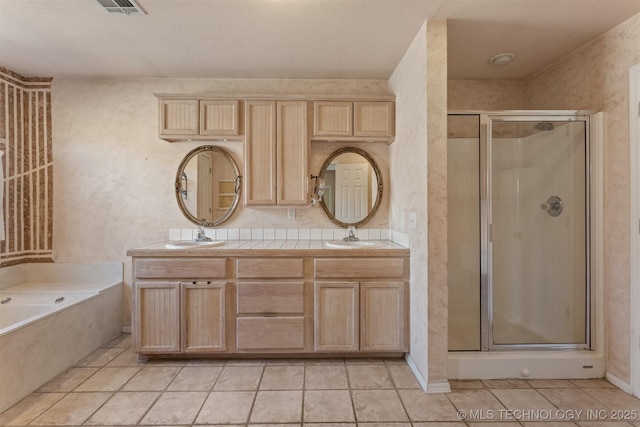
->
[0,0,638,81]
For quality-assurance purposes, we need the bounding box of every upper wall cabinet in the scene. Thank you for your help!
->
[244,100,309,206]
[157,97,242,142]
[313,100,395,143]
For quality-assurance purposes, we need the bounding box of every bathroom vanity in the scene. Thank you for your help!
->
[127,240,409,358]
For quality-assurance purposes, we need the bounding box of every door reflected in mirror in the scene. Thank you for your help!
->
[319,147,382,228]
[176,145,241,227]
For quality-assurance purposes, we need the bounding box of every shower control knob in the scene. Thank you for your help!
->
[541,195,563,217]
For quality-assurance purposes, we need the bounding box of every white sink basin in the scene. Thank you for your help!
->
[324,240,382,249]
[164,240,226,249]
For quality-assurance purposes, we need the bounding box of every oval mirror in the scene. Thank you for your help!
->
[175,145,242,227]
[318,147,383,228]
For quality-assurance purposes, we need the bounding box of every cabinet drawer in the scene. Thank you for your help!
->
[236,258,304,278]
[136,258,227,279]
[236,317,305,350]
[237,282,304,314]
[314,258,405,279]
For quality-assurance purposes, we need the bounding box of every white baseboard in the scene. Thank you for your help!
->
[405,354,451,393]
[426,382,451,393]
[606,371,632,394]
[121,325,132,333]
[405,353,428,391]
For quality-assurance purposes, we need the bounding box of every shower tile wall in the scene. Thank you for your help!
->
[0,68,53,267]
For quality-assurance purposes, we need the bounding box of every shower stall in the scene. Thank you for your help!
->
[447,111,603,378]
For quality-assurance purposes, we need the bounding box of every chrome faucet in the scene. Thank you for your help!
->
[343,225,359,242]
[195,225,212,242]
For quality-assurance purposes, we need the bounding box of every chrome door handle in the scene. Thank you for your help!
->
[541,195,563,217]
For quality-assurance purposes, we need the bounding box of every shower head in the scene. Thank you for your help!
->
[534,121,554,131]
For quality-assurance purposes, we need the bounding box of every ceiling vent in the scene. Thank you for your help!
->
[96,0,146,15]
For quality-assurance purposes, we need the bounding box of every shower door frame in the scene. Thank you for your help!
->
[450,110,595,352]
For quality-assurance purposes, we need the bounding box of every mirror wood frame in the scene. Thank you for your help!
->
[318,146,383,228]
[175,145,242,227]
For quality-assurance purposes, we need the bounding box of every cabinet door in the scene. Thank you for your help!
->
[353,101,394,138]
[245,100,277,205]
[277,101,309,205]
[313,101,352,137]
[182,281,226,352]
[360,281,406,351]
[159,99,199,137]
[314,281,359,352]
[135,282,181,353]
[200,100,240,136]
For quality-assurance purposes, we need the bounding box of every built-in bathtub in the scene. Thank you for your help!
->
[0,263,123,413]
[0,292,97,334]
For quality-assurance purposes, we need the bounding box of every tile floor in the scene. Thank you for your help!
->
[2,334,640,426]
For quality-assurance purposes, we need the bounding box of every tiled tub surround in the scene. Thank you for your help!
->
[2,334,640,426]
[0,262,124,412]
[0,68,54,268]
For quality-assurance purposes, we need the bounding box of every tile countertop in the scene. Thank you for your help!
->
[126,240,409,257]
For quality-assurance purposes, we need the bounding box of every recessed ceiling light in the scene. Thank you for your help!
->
[488,52,515,65]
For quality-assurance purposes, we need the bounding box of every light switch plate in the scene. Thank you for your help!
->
[409,212,416,228]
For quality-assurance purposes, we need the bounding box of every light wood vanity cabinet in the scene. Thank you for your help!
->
[136,282,181,353]
[133,258,230,354]
[130,250,408,357]
[182,281,226,352]
[244,100,309,206]
[314,281,359,351]
[235,258,307,351]
[156,94,394,143]
[135,280,228,353]
[313,100,395,142]
[314,258,408,352]
[157,97,241,141]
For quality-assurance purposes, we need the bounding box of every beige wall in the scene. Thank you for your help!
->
[389,19,449,390]
[51,78,390,324]
[448,80,524,110]
[425,20,449,386]
[389,21,429,386]
[523,13,640,383]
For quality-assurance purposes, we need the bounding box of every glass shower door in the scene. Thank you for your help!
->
[488,118,589,348]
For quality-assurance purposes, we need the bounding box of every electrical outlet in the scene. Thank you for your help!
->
[287,208,296,219]
[409,212,416,228]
